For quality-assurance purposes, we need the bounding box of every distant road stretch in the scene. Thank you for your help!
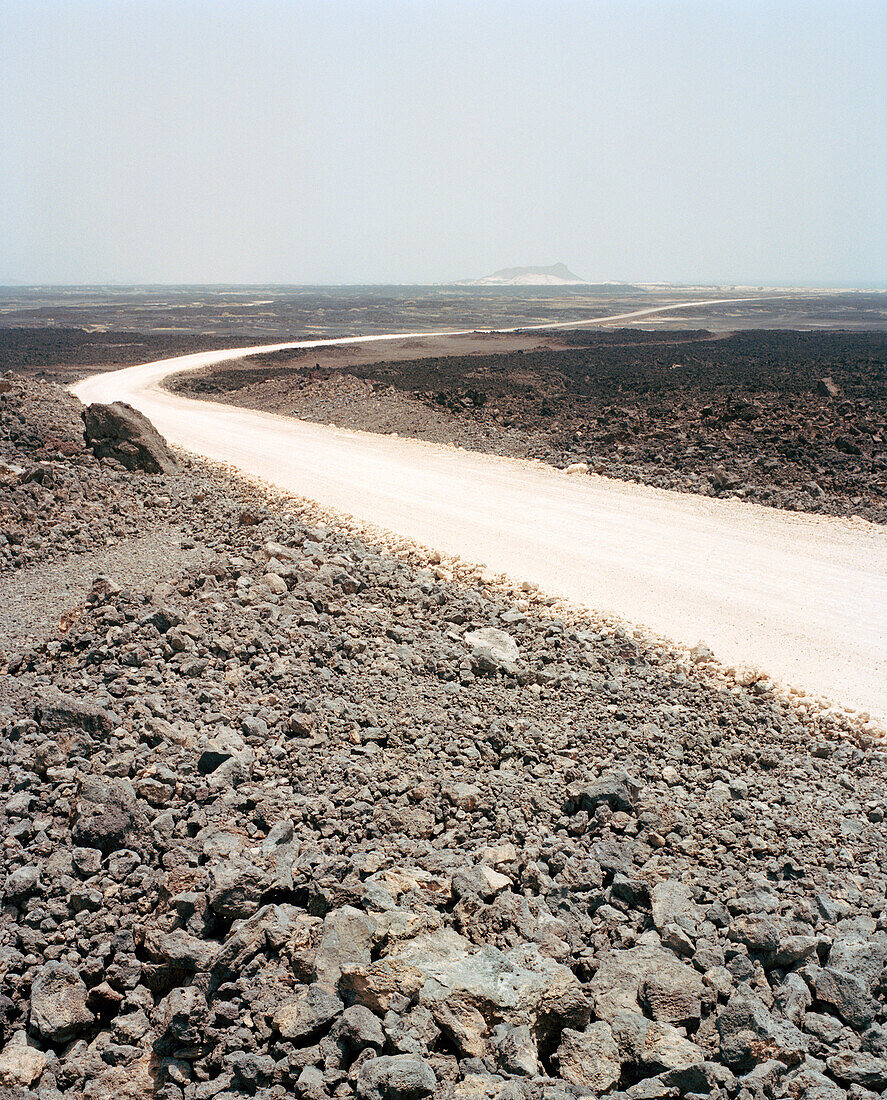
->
[73,298,887,723]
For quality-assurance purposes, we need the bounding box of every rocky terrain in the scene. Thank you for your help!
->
[2,372,887,1100]
[0,329,239,386]
[177,330,887,524]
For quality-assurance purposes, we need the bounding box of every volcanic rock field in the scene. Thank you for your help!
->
[1,368,887,1100]
[177,330,887,525]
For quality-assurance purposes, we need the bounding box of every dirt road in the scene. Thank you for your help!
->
[72,302,887,722]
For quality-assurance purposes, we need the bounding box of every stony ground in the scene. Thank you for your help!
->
[177,330,887,524]
[0,329,241,386]
[2,374,887,1100]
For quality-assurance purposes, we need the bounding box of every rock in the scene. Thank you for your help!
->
[297,1065,327,1098]
[340,960,426,1015]
[773,972,812,1025]
[492,1023,538,1076]
[451,866,512,900]
[29,962,94,1042]
[555,1022,622,1093]
[272,984,344,1040]
[818,376,842,398]
[590,943,702,1023]
[716,990,808,1067]
[730,915,816,968]
[356,1054,436,1100]
[650,880,705,936]
[3,366,887,1100]
[156,985,209,1051]
[387,928,588,1037]
[142,927,218,971]
[216,903,319,974]
[288,711,317,737]
[80,1048,157,1100]
[34,688,120,734]
[464,628,520,674]
[316,905,378,985]
[4,864,39,899]
[72,776,144,855]
[568,769,640,814]
[611,1011,706,1073]
[639,960,704,1024]
[812,966,878,1029]
[781,1066,847,1100]
[207,856,270,920]
[0,1031,47,1087]
[827,922,887,993]
[82,401,180,473]
[330,1004,386,1052]
[827,1051,887,1088]
[89,575,121,603]
[712,466,739,490]
[431,992,488,1057]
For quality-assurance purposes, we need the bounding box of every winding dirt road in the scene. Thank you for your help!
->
[72,300,887,722]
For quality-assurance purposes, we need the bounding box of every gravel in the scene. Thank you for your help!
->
[2,374,887,1100]
[0,530,208,656]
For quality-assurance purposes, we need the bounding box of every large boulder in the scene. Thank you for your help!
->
[82,401,179,474]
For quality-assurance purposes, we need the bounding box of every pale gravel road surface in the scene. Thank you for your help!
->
[73,301,887,722]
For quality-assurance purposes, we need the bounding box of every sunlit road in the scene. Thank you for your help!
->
[72,298,887,722]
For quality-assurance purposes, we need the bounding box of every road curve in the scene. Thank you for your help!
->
[72,300,887,722]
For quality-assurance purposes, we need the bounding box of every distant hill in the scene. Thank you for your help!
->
[460,263,587,286]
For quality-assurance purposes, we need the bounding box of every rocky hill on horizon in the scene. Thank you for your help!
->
[459,264,589,287]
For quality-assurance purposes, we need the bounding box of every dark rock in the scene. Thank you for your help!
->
[272,984,344,1040]
[716,990,807,1067]
[826,1051,887,1088]
[356,1054,436,1100]
[34,688,120,734]
[82,401,180,474]
[812,966,879,1029]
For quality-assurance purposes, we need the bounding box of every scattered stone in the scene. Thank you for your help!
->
[2,371,886,1099]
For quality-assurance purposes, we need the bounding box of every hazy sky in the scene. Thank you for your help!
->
[2,0,885,286]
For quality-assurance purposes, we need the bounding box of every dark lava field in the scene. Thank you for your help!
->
[177,329,887,524]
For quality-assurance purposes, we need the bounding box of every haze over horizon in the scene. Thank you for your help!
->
[2,0,885,288]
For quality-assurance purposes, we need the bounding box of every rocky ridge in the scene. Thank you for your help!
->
[1,374,887,1100]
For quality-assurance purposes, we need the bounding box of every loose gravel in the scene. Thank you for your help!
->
[1,374,886,1100]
